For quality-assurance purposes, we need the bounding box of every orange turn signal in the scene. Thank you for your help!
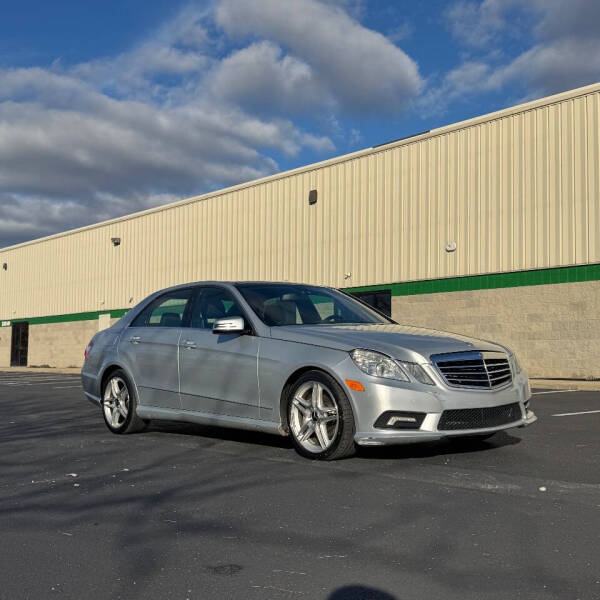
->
[345,379,365,392]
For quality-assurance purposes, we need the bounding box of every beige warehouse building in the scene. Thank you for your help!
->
[1,83,599,378]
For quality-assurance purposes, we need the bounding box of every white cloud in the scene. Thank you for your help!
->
[0,62,335,247]
[418,61,495,115]
[208,41,329,115]
[445,0,515,49]
[1,0,424,247]
[495,38,600,98]
[215,0,422,114]
[0,95,279,196]
[59,6,214,110]
[505,0,600,97]
[426,0,600,115]
[0,192,180,247]
[532,0,600,42]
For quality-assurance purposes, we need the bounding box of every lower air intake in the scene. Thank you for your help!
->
[438,402,522,431]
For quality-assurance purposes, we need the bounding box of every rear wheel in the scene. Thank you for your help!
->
[287,371,356,460]
[101,369,147,434]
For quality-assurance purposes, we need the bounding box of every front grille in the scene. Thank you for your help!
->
[438,402,522,430]
[432,351,512,389]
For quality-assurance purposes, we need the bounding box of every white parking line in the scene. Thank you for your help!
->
[552,410,600,417]
[0,377,78,383]
[532,389,577,395]
[0,373,78,380]
[0,377,78,381]
[0,379,80,386]
[52,385,82,389]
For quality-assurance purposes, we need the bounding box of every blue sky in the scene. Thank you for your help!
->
[1,0,599,247]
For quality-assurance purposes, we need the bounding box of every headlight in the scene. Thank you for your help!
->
[350,349,407,380]
[350,349,434,385]
[397,361,435,385]
[509,353,522,375]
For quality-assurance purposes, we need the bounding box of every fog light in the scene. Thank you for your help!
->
[374,411,425,430]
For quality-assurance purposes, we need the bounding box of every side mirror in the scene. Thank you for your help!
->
[212,316,247,334]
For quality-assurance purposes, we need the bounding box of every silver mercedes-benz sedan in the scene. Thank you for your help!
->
[82,281,536,460]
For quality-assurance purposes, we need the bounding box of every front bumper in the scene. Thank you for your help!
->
[338,358,535,446]
[355,408,537,446]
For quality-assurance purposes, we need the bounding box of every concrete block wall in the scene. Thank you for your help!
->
[27,320,100,368]
[0,316,121,369]
[392,280,600,379]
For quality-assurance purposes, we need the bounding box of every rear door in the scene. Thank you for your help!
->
[118,288,193,410]
[178,286,260,418]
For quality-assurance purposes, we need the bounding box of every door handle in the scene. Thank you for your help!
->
[129,336,141,344]
[182,340,197,349]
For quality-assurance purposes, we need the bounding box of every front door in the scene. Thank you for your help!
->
[118,288,193,410]
[179,286,260,419]
[10,322,29,367]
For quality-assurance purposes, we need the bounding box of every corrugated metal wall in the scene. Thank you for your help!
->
[1,84,599,320]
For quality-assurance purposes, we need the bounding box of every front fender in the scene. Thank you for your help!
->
[257,338,349,422]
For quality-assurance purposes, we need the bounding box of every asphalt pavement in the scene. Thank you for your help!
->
[0,371,598,600]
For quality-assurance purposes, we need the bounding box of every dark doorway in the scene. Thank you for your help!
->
[350,289,392,317]
[10,322,29,367]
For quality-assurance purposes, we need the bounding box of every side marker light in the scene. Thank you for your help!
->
[345,379,365,392]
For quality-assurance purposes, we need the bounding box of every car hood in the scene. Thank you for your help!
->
[268,323,507,362]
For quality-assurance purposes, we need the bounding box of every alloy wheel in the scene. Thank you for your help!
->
[103,376,129,429]
[289,380,340,453]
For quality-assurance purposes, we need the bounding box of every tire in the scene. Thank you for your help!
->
[101,369,147,434]
[287,370,356,460]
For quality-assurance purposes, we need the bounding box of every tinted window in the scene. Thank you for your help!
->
[131,289,192,328]
[350,290,392,317]
[309,293,336,321]
[190,287,245,329]
[236,284,390,327]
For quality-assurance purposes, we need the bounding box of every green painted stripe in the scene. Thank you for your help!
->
[0,308,129,327]
[1,263,598,326]
[343,263,600,296]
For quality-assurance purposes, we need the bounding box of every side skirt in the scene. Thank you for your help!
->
[136,405,288,437]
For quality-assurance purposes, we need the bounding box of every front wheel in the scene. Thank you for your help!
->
[287,370,356,460]
[101,369,147,434]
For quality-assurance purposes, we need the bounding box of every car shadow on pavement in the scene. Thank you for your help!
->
[143,419,521,461]
[355,431,521,460]
[144,419,294,450]
[328,585,398,599]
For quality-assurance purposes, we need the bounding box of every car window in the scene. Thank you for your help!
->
[349,289,392,317]
[309,293,336,321]
[236,284,391,327]
[130,289,192,328]
[190,287,245,329]
[263,296,302,325]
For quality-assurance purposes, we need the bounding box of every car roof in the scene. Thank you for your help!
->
[156,280,333,294]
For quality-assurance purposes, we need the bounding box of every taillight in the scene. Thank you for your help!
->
[84,341,94,359]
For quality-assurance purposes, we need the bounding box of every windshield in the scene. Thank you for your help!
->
[235,283,391,327]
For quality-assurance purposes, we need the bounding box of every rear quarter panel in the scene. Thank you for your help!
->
[81,328,121,401]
